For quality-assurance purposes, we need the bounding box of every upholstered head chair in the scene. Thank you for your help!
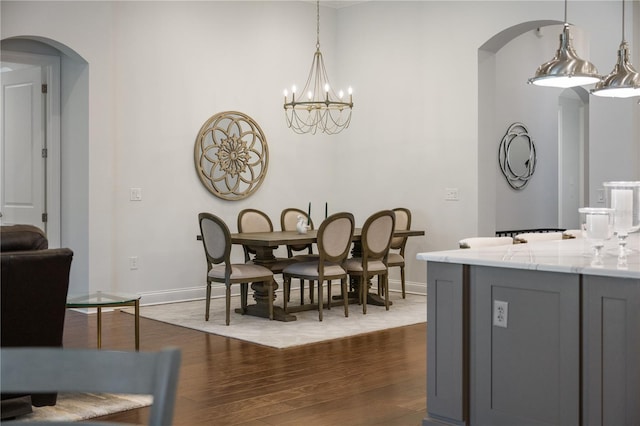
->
[199,212,274,325]
[562,229,582,239]
[280,207,319,306]
[458,236,514,249]
[237,208,294,273]
[513,232,564,244]
[280,207,316,258]
[237,208,273,260]
[387,207,411,298]
[344,210,395,313]
[282,212,355,321]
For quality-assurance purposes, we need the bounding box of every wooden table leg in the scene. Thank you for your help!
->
[134,299,140,351]
[235,280,297,322]
[97,307,102,349]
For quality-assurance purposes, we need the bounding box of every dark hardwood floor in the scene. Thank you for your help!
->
[62,307,427,425]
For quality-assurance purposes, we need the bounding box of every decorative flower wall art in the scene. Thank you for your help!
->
[194,111,269,200]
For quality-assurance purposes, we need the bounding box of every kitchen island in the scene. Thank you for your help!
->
[417,234,640,426]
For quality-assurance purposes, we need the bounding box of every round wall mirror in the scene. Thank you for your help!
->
[498,122,536,190]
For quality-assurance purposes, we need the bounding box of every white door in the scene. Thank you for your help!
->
[1,64,46,229]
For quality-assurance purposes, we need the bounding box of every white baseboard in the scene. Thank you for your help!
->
[136,278,426,306]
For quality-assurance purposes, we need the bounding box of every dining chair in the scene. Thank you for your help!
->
[282,212,355,321]
[237,208,296,273]
[458,236,514,248]
[386,207,411,299]
[513,231,564,244]
[199,212,275,324]
[562,229,582,239]
[344,210,395,314]
[0,346,181,426]
[281,207,318,305]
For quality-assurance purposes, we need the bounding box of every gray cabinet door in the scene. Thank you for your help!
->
[583,275,640,426]
[426,262,468,426]
[470,266,580,426]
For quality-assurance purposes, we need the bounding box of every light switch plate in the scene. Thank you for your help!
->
[130,188,142,201]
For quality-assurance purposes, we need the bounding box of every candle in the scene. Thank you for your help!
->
[308,202,311,224]
[325,202,328,219]
[586,213,609,240]
[611,189,633,231]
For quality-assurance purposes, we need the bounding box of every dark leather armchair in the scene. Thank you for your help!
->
[1,225,73,417]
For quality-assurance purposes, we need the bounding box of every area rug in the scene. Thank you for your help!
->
[15,392,152,422]
[129,291,426,349]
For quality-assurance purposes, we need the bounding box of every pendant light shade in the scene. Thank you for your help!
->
[591,0,640,98]
[528,23,601,88]
[591,41,640,97]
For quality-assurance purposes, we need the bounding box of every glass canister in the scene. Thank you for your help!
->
[603,181,640,258]
[603,181,640,235]
[578,207,614,263]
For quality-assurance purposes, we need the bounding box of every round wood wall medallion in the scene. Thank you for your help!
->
[194,111,269,201]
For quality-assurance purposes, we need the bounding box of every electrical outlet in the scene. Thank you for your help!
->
[493,300,508,328]
[129,256,139,270]
[445,188,459,201]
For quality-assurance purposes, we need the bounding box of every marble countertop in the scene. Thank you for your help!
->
[417,233,640,279]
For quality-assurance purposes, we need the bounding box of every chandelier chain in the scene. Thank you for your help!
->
[316,0,320,50]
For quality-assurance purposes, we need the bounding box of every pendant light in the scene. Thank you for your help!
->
[528,0,600,88]
[283,0,353,135]
[591,0,640,98]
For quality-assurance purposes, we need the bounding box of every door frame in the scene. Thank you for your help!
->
[1,50,61,247]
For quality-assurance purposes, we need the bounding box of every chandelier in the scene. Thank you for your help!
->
[283,0,353,135]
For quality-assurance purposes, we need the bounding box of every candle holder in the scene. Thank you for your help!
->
[579,207,614,266]
[603,181,640,257]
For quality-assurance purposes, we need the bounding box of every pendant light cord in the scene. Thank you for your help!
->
[316,0,321,50]
[621,0,626,42]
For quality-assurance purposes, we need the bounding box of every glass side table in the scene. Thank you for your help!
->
[66,291,141,351]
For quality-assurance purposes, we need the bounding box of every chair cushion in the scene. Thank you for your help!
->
[208,263,272,281]
[283,261,347,279]
[343,258,387,273]
[387,253,404,266]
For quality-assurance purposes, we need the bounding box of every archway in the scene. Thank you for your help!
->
[1,36,89,293]
[478,20,592,236]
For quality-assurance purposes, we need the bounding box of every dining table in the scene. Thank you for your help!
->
[228,227,425,322]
